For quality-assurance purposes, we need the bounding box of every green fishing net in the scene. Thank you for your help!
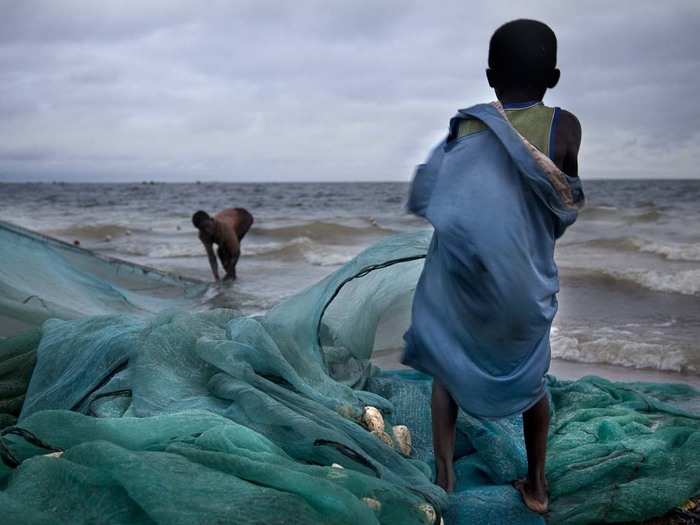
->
[1,222,699,524]
[0,220,207,337]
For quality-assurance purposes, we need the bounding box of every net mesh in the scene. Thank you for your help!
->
[1,224,699,524]
[0,220,208,337]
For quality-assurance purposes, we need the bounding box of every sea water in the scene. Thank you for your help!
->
[1,179,699,378]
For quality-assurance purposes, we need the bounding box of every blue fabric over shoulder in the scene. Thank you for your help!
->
[402,102,584,418]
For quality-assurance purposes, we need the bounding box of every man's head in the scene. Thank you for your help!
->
[486,19,559,100]
[192,210,214,234]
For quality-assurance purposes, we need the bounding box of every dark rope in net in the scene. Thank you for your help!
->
[0,437,20,468]
[0,427,63,469]
[315,255,426,368]
[313,439,381,478]
[87,389,133,416]
[70,360,130,412]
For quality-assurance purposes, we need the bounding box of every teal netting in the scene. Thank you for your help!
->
[1,224,699,524]
[0,220,207,337]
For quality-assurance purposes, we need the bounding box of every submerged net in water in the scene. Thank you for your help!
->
[1,223,699,524]
[0,220,208,337]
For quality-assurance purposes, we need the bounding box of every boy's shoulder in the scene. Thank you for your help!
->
[553,107,582,176]
[559,107,581,130]
[555,108,582,153]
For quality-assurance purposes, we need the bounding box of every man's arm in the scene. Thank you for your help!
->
[200,235,220,281]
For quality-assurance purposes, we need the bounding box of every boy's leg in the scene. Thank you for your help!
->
[515,394,550,513]
[431,380,458,493]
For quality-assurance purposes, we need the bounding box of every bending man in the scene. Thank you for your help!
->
[192,208,254,281]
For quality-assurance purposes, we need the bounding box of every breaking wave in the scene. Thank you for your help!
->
[578,206,662,223]
[567,236,700,262]
[48,224,140,239]
[245,237,355,266]
[115,237,355,267]
[618,268,700,295]
[634,239,700,262]
[551,328,697,373]
[578,205,620,220]
[570,267,700,296]
[253,220,395,243]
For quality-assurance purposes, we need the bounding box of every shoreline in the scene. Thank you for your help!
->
[372,351,700,389]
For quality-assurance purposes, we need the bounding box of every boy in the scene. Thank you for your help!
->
[192,208,254,281]
[402,19,583,514]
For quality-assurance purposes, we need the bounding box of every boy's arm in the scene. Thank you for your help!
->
[407,139,447,217]
[558,110,582,178]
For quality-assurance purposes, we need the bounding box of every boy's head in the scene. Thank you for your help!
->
[486,19,559,100]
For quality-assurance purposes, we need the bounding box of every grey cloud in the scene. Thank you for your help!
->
[0,146,56,162]
[0,0,699,182]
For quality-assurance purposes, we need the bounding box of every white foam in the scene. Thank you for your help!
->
[120,238,313,258]
[242,237,312,256]
[115,236,357,266]
[632,238,700,262]
[611,268,700,295]
[245,237,355,265]
[147,245,203,258]
[248,237,356,266]
[303,248,355,267]
[551,333,695,373]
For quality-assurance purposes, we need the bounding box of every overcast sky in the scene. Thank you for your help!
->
[1,0,698,182]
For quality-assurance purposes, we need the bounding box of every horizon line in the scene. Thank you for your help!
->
[1,177,699,184]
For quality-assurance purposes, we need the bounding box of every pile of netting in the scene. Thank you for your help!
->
[1,223,699,524]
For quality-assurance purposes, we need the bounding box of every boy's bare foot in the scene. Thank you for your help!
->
[435,460,455,493]
[513,478,549,514]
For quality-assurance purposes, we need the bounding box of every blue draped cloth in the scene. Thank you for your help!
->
[402,102,584,418]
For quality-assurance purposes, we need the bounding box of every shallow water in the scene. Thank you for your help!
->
[1,179,699,378]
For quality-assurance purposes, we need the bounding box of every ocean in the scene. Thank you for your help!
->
[1,179,699,383]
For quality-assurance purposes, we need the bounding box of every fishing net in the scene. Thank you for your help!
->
[1,224,699,524]
[0,220,208,337]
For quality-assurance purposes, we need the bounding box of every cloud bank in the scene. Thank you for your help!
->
[1,0,698,181]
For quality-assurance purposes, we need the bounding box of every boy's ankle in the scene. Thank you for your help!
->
[529,475,547,492]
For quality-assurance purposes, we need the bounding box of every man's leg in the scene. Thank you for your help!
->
[223,250,239,280]
[432,380,458,493]
[515,394,550,513]
[217,246,233,280]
